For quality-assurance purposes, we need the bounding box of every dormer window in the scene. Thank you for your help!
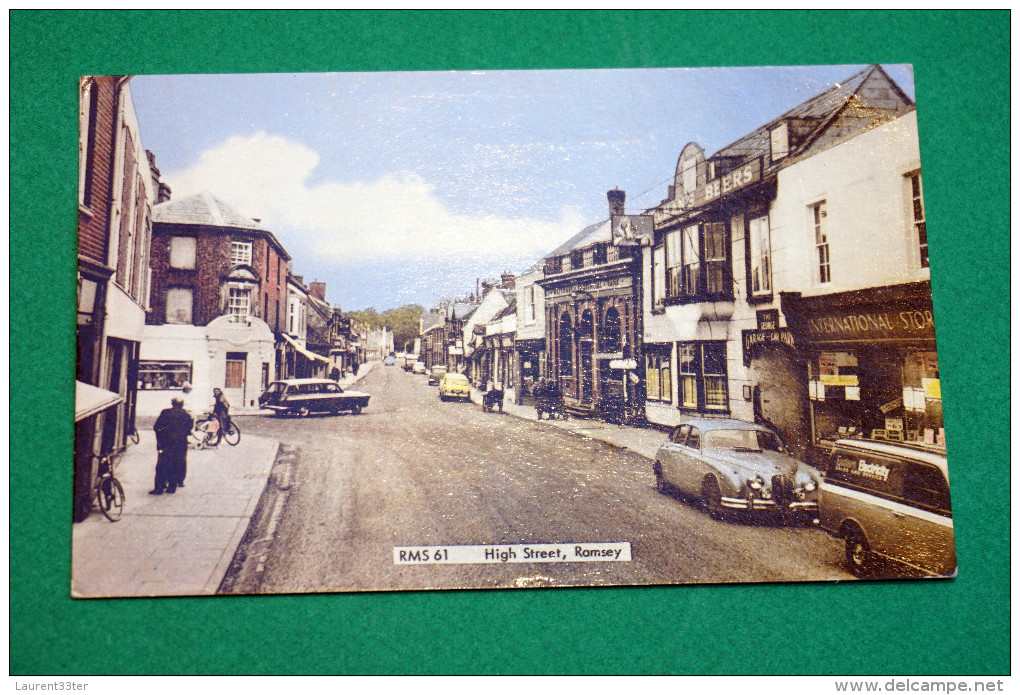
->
[231,241,253,266]
[770,123,789,161]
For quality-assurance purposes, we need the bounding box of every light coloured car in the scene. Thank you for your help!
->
[427,365,448,386]
[438,372,471,401]
[653,418,820,520]
[412,361,426,374]
[819,439,954,578]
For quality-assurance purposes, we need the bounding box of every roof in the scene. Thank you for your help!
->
[153,191,292,260]
[269,378,341,386]
[544,219,612,258]
[712,64,913,165]
[676,417,774,432]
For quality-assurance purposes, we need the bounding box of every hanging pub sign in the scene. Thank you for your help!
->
[611,214,654,246]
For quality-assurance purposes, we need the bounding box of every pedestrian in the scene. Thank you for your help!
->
[151,397,193,495]
[329,366,341,381]
[212,387,232,445]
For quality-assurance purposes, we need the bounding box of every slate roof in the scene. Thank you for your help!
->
[153,191,292,259]
[542,218,612,259]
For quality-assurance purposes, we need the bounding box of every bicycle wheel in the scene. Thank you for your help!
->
[222,422,241,446]
[98,477,125,521]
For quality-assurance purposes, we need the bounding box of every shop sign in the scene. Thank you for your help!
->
[609,359,638,370]
[756,309,779,330]
[448,347,464,356]
[546,276,632,300]
[741,327,795,366]
[820,374,858,387]
[805,308,935,342]
[595,352,624,360]
[696,158,761,206]
[611,214,654,246]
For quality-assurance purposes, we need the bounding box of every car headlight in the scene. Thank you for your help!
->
[803,481,817,492]
[748,477,764,490]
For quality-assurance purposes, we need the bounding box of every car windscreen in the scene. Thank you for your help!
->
[264,383,286,394]
[704,429,785,453]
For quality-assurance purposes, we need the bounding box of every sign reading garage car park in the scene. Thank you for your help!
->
[393,542,631,564]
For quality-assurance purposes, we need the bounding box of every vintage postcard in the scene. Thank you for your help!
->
[73,64,954,597]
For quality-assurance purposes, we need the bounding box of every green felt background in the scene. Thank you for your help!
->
[10,10,1009,675]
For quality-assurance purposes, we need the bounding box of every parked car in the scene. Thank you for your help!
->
[438,372,471,401]
[258,378,370,417]
[427,365,448,385]
[384,355,397,366]
[653,418,820,520]
[818,438,955,578]
[412,361,426,375]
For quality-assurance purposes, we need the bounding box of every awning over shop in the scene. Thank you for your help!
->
[282,333,331,364]
[75,381,123,423]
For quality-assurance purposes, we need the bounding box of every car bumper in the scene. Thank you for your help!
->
[442,391,470,398]
[721,496,819,514]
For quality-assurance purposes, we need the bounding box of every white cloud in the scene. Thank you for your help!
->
[165,132,587,262]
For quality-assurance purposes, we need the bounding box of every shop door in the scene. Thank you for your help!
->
[225,352,247,408]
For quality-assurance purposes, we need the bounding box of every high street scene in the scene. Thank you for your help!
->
[73,64,954,597]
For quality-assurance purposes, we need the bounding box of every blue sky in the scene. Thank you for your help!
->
[130,64,915,312]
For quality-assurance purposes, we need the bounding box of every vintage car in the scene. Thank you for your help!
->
[438,372,471,401]
[258,378,370,417]
[412,361,426,374]
[384,355,397,366]
[819,438,954,578]
[653,418,821,520]
[427,365,448,386]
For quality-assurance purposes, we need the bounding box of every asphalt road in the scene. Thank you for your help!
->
[237,365,853,593]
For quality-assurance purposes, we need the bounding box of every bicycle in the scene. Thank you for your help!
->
[191,412,241,448]
[92,451,126,521]
[127,423,140,445]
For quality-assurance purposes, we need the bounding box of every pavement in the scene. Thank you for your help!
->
[469,387,667,461]
[70,361,376,598]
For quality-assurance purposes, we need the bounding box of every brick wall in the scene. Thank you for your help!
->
[78,76,120,264]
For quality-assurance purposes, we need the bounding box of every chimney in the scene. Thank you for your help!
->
[481,280,495,297]
[309,281,327,301]
[501,272,516,290]
[607,188,626,217]
[146,150,173,203]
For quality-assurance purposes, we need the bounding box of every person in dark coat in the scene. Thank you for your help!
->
[212,388,232,445]
[152,397,193,495]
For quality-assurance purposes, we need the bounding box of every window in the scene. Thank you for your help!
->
[524,286,536,322]
[678,342,729,413]
[79,77,98,208]
[652,244,666,307]
[686,427,702,450]
[770,123,789,161]
[558,313,573,376]
[645,345,672,403]
[664,222,730,301]
[907,171,928,268]
[170,236,197,269]
[811,202,830,284]
[231,241,253,266]
[749,214,772,296]
[228,287,251,321]
[166,287,193,324]
[138,360,192,390]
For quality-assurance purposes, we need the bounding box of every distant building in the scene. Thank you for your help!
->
[140,191,291,414]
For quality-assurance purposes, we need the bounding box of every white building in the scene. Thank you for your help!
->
[642,64,932,464]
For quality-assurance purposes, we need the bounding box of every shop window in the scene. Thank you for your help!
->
[811,202,830,284]
[166,287,193,324]
[645,345,672,403]
[678,342,729,413]
[228,287,251,322]
[906,171,928,268]
[170,236,197,269]
[138,360,193,390]
[231,241,253,266]
[748,214,772,296]
[601,308,622,353]
[664,223,731,302]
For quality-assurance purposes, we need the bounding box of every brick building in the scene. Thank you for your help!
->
[75,75,161,520]
[138,191,292,415]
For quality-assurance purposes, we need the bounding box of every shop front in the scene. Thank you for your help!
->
[781,282,943,467]
[514,338,545,404]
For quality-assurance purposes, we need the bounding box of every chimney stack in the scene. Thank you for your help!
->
[607,188,626,217]
[501,272,516,290]
[309,281,327,301]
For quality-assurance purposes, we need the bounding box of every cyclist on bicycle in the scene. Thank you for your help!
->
[212,388,232,445]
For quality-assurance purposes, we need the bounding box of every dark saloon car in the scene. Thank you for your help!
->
[258,378,370,417]
[653,418,821,520]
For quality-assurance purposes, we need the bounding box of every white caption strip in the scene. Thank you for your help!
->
[393,542,631,565]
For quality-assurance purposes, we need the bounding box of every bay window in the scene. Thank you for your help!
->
[645,345,672,403]
[662,221,731,302]
[678,342,729,413]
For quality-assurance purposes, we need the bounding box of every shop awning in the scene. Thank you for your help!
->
[75,381,123,423]
[282,333,331,364]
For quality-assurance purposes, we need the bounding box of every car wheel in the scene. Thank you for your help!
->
[845,527,874,578]
[653,461,667,494]
[701,476,725,520]
[351,405,362,415]
[274,410,287,418]
[297,406,310,418]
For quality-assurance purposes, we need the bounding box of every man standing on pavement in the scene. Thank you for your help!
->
[151,397,193,495]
